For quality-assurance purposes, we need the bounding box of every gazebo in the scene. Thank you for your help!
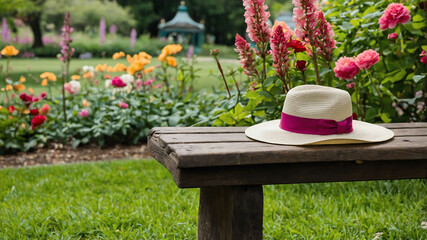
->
[158,1,204,54]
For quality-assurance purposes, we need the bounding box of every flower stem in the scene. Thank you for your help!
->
[61,64,67,122]
[398,24,405,54]
[354,79,362,120]
[367,69,383,107]
[310,43,321,85]
[213,55,231,99]
[3,57,11,106]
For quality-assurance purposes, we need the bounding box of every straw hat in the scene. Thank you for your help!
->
[245,85,394,145]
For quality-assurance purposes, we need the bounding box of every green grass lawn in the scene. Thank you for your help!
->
[0,57,239,96]
[1,159,426,239]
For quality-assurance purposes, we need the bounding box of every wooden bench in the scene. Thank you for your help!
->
[147,122,427,240]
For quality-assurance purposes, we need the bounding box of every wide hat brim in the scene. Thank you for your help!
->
[245,119,394,145]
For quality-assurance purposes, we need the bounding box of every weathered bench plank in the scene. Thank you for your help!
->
[147,123,427,240]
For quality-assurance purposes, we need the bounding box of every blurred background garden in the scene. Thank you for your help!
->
[0,0,426,238]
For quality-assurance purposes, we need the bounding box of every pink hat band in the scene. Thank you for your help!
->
[279,112,353,135]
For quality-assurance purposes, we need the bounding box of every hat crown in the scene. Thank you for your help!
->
[282,85,352,121]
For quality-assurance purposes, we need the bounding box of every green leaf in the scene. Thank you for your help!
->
[264,76,276,87]
[339,22,353,31]
[257,90,275,100]
[382,69,407,84]
[413,75,425,83]
[234,103,243,115]
[380,113,391,123]
[219,113,236,125]
[245,90,259,100]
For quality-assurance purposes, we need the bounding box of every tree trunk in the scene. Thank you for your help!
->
[27,13,43,48]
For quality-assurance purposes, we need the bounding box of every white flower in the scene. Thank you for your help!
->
[64,80,81,95]
[82,65,95,73]
[105,79,112,88]
[120,74,135,84]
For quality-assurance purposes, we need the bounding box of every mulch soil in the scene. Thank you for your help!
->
[0,143,151,168]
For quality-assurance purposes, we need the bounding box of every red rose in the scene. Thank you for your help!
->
[31,115,46,130]
[8,105,15,113]
[287,40,306,53]
[421,56,427,64]
[30,108,39,116]
[295,60,307,71]
[40,92,47,99]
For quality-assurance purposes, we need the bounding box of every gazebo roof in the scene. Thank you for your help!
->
[158,1,204,32]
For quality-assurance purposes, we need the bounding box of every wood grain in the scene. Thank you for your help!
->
[198,185,263,240]
[178,159,427,188]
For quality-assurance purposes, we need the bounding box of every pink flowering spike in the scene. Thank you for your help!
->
[379,3,411,30]
[120,102,129,109]
[60,12,74,63]
[235,34,258,77]
[292,0,320,41]
[243,0,272,45]
[333,56,359,80]
[270,25,292,81]
[314,11,336,62]
[99,18,106,46]
[355,49,380,70]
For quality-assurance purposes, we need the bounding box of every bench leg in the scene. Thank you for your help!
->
[198,185,263,240]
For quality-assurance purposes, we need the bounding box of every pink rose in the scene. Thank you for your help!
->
[379,3,411,30]
[119,101,129,109]
[421,56,427,64]
[346,82,356,89]
[144,78,154,86]
[111,76,127,88]
[64,80,81,95]
[387,33,398,40]
[334,57,360,80]
[79,109,89,118]
[355,49,379,70]
[136,79,143,89]
[421,50,427,57]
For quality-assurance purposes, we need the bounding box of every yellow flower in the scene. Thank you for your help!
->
[22,109,30,114]
[143,66,155,74]
[19,76,26,83]
[41,79,48,86]
[1,45,19,56]
[95,64,107,72]
[40,72,57,81]
[82,71,93,79]
[112,63,127,72]
[71,75,81,80]
[82,99,90,107]
[6,84,12,91]
[166,56,177,67]
[28,87,34,94]
[112,51,125,60]
[13,83,25,92]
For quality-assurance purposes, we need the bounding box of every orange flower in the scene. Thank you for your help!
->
[13,83,25,92]
[40,104,50,115]
[71,75,81,80]
[272,21,295,37]
[41,79,48,86]
[127,53,152,64]
[158,52,167,61]
[104,74,111,79]
[166,56,177,67]
[21,123,26,129]
[40,72,57,81]
[6,84,12,91]
[158,44,182,61]
[19,76,26,83]
[112,51,125,60]
[1,45,19,56]
[106,66,114,72]
[112,63,127,72]
[82,71,93,79]
[82,99,90,107]
[22,109,30,114]
[143,66,155,74]
[127,61,146,75]
[28,87,34,94]
[139,51,152,60]
[95,64,108,72]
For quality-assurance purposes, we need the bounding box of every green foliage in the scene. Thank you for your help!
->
[0,159,426,239]
[43,0,136,34]
[212,0,427,126]
[324,0,427,122]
